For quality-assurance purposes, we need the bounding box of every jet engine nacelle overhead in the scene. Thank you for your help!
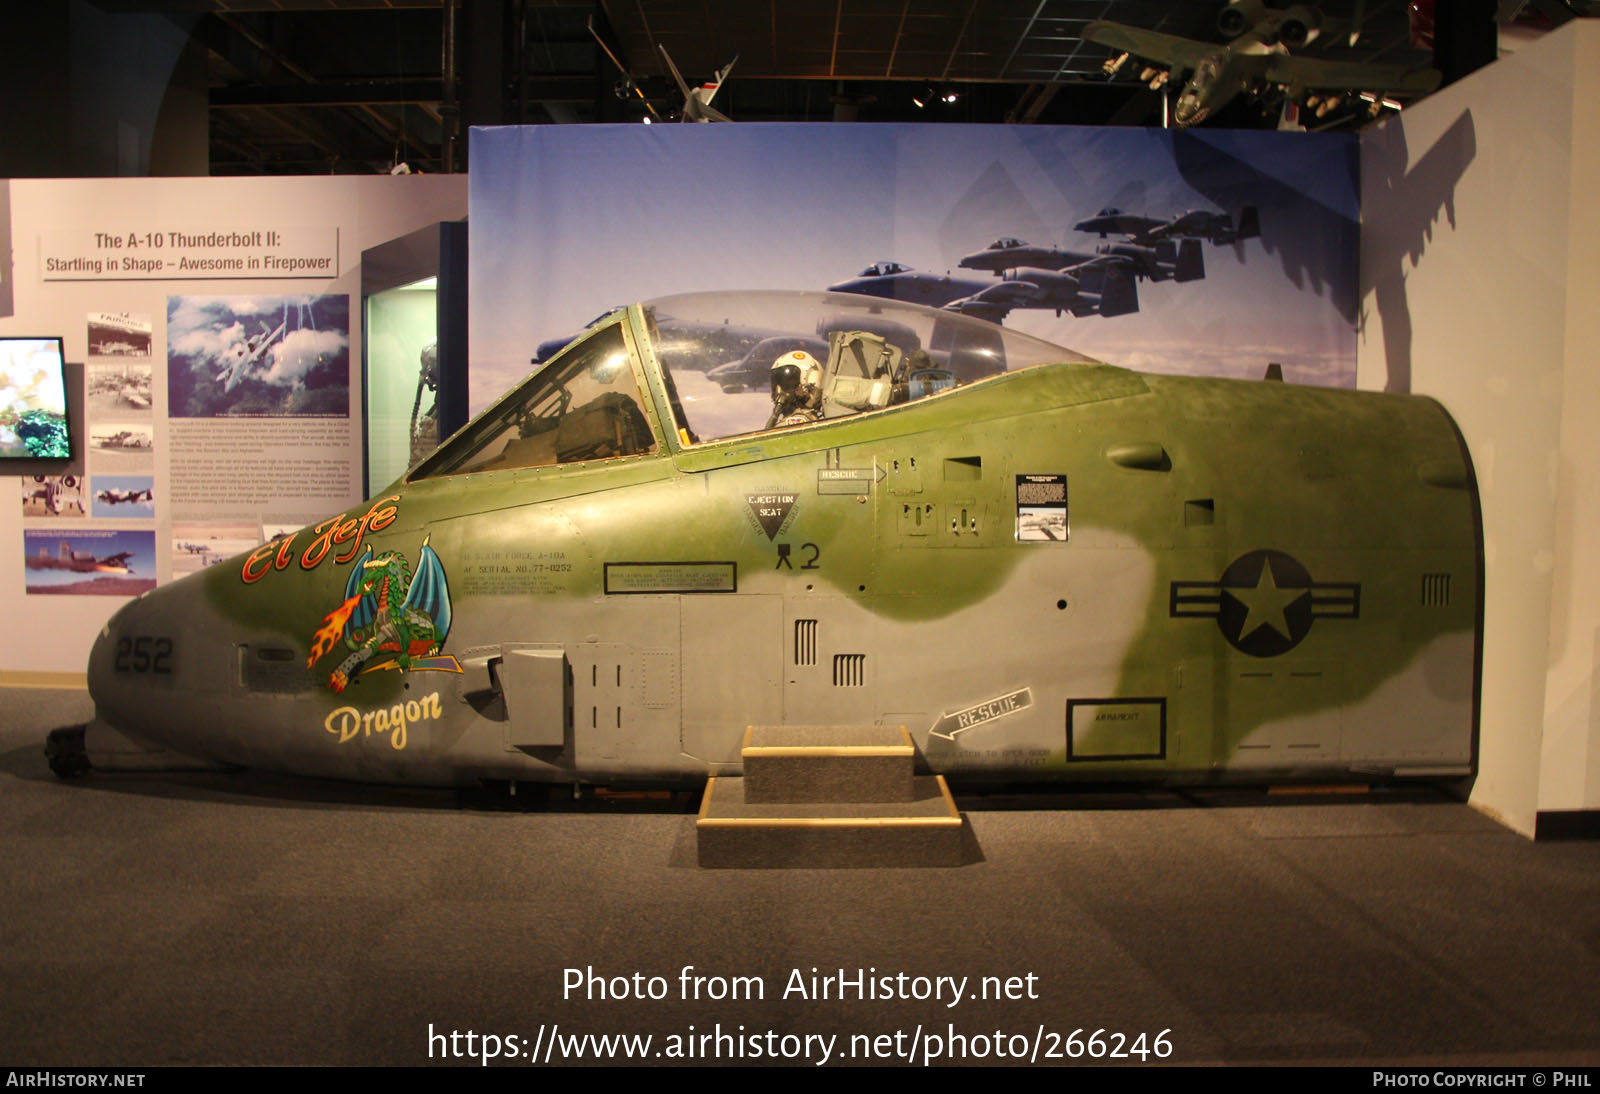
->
[1217,0,1268,38]
[1275,5,1323,47]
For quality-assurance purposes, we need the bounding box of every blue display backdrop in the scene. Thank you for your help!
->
[468,123,1356,415]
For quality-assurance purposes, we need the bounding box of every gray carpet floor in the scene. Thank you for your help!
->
[2,687,1597,1067]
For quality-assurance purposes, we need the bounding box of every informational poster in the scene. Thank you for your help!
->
[0,174,465,671]
[19,225,357,603]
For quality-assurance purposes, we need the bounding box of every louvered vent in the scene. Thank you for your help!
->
[832,653,865,687]
[1421,573,1451,607]
[794,619,817,666]
[240,646,302,694]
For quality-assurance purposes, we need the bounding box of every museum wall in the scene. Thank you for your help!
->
[1357,20,1600,834]
[0,174,467,681]
[1540,36,1600,824]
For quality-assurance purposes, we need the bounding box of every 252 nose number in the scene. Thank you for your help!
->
[113,635,174,674]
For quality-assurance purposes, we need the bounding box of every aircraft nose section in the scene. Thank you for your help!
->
[1175,96,1207,125]
[87,576,235,761]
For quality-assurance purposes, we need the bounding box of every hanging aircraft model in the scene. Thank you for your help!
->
[62,291,1481,793]
[659,46,737,123]
[1084,2,1441,127]
[586,19,736,126]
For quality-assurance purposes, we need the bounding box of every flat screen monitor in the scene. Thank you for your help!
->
[0,336,71,460]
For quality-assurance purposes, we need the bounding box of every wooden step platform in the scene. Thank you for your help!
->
[742,724,915,803]
[696,725,967,868]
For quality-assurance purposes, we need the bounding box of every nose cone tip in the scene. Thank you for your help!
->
[85,613,120,702]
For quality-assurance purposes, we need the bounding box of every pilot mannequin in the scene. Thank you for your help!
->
[765,350,824,429]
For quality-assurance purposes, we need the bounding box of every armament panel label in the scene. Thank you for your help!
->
[1066,698,1166,760]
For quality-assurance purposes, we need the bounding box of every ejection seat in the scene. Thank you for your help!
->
[553,392,654,463]
[820,330,900,419]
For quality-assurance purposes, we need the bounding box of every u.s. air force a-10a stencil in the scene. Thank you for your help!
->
[65,291,1481,789]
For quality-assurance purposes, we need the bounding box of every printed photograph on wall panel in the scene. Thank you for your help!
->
[90,475,155,519]
[469,125,1357,415]
[87,362,153,416]
[171,519,263,576]
[86,312,152,358]
[88,421,154,465]
[21,475,86,519]
[167,294,350,418]
[23,528,156,596]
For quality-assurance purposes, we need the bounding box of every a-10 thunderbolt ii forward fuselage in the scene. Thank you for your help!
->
[84,292,1480,788]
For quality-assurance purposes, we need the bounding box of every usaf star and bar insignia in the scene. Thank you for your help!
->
[1170,548,1359,657]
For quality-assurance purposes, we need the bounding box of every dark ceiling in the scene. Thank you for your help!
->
[80,0,1580,175]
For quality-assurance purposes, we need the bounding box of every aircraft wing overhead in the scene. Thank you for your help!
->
[659,44,694,103]
[692,55,737,122]
[709,54,738,92]
[1082,21,1215,72]
[1263,53,1441,94]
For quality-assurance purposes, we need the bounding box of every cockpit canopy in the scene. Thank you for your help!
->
[411,290,1089,481]
[412,321,653,478]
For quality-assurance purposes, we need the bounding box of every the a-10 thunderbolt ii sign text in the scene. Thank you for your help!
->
[39,227,338,281]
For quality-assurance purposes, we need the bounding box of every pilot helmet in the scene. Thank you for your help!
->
[771,350,821,399]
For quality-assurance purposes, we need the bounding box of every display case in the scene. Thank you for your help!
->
[360,221,467,494]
